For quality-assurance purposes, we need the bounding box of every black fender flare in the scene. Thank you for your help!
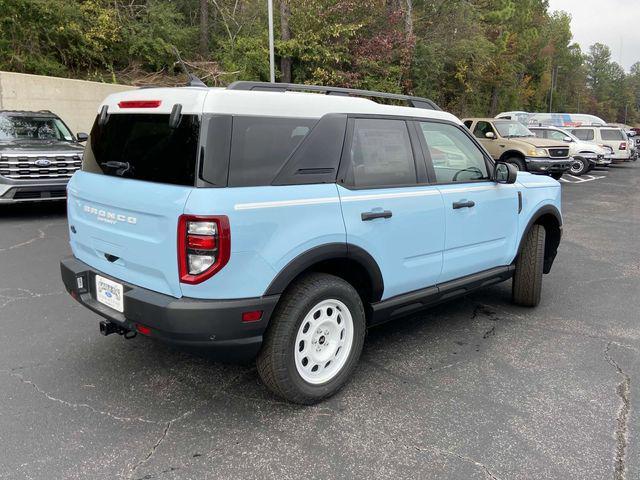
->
[264,243,384,301]
[515,205,563,273]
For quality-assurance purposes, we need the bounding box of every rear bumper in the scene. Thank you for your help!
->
[576,153,612,166]
[525,157,572,173]
[0,178,69,203]
[60,256,279,361]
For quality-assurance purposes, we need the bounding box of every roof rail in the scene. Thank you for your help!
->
[227,81,441,111]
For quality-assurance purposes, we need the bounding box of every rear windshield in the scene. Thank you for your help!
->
[600,129,626,141]
[83,113,200,186]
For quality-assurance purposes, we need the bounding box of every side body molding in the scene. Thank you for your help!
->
[264,243,384,301]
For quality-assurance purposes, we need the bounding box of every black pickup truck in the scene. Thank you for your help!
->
[0,110,87,203]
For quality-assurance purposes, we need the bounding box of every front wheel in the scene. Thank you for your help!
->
[512,224,546,307]
[256,273,366,404]
[505,156,527,172]
[569,157,589,176]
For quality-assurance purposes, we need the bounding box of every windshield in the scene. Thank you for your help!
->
[494,121,534,138]
[0,115,74,141]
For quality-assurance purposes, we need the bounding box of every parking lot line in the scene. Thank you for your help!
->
[559,174,606,184]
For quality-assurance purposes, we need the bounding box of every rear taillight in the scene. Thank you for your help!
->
[619,142,627,150]
[178,215,230,284]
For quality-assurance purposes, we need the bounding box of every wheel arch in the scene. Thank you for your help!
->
[516,205,562,274]
[264,243,384,304]
[500,150,526,162]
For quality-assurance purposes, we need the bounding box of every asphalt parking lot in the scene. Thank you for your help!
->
[1,164,638,480]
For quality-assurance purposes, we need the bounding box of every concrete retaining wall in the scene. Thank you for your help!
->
[0,71,133,135]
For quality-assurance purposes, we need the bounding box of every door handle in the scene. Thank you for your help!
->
[361,210,392,221]
[452,200,475,209]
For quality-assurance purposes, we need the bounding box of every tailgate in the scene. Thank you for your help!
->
[67,172,191,297]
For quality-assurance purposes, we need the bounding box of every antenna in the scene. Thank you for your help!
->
[172,46,207,87]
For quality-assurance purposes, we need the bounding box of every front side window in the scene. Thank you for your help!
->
[600,129,626,141]
[228,116,316,187]
[342,118,416,188]
[472,121,495,139]
[0,115,73,142]
[571,129,594,141]
[419,122,489,183]
[547,129,570,142]
[529,128,545,139]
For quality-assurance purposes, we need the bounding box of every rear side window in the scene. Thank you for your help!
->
[228,116,316,187]
[571,129,594,141]
[83,113,200,186]
[600,129,626,141]
[342,118,416,188]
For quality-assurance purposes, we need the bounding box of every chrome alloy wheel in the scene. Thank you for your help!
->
[294,299,354,385]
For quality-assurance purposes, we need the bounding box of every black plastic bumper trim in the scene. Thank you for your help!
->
[60,256,280,361]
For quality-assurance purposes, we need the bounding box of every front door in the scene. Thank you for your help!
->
[337,117,445,300]
[417,120,519,282]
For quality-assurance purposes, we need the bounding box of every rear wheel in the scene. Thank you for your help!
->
[256,273,366,404]
[569,157,589,176]
[512,224,546,307]
[505,156,526,172]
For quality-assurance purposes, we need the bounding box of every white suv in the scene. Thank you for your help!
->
[569,127,631,163]
[529,126,612,175]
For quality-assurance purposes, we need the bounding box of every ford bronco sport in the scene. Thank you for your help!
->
[60,82,562,404]
[0,110,87,203]
[462,117,572,179]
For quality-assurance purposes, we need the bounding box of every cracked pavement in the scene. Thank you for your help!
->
[0,163,638,479]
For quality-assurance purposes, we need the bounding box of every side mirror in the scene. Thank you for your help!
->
[76,132,89,142]
[485,132,495,139]
[494,162,517,184]
[563,136,572,142]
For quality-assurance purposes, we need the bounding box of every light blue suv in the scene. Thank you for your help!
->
[60,82,562,404]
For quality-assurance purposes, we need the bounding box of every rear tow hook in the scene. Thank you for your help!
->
[99,320,137,339]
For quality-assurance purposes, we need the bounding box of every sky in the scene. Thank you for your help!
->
[547,0,640,71]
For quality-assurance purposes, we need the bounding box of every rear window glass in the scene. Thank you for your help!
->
[83,113,200,186]
[571,129,594,141]
[600,129,626,141]
[228,116,317,187]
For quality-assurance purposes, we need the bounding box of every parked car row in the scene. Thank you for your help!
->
[490,112,637,177]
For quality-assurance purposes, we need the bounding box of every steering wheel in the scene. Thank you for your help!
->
[452,166,483,182]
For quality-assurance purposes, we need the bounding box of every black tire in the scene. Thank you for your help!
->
[256,272,366,404]
[569,157,589,176]
[550,172,563,180]
[505,156,527,172]
[512,224,546,307]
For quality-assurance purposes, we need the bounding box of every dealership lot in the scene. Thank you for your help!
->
[0,165,638,480]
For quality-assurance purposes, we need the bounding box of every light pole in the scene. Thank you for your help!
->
[267,0,275,83]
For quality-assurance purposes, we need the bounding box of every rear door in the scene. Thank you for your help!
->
[67,102,204,298]
[417,120,519,282]
[337,117,445,300]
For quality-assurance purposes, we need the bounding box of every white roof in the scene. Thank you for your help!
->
[98,87,461,124]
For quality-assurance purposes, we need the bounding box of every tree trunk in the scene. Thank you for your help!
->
[280,0,292,83]
[404,0,413,39]
[199,0,209,57]
[490,86,500,116]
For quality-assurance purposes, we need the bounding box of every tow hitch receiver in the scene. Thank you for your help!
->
[99,320,136,339]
